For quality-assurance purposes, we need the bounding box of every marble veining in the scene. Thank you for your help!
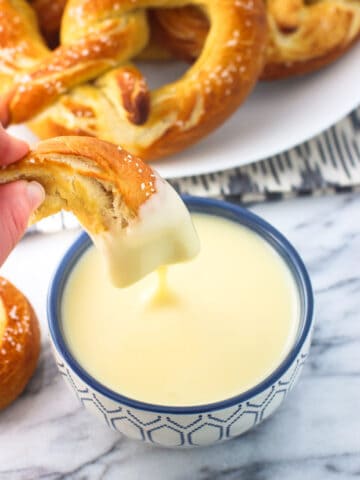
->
[1,193,360,479]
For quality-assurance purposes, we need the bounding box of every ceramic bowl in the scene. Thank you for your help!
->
[48,196,314,448]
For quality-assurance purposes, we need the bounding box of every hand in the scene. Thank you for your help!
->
[0,126,45,266]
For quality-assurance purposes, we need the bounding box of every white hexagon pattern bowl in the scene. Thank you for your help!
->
[48,197,314,448]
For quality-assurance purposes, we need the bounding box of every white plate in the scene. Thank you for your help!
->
[9,42,360,179]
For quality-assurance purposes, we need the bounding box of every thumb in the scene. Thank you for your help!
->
[0,181,45,265]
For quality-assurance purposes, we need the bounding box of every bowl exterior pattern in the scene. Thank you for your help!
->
[51,334,311,448]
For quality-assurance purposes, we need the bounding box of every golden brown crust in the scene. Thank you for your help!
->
[0,136,157,233]
[149,1,360,80]
[263,0,360,79]
[149,6,207,63]
[115,65,150,125]
[6,14,149,125]
[0,0,150,125]
[149,5,210,62]
[0,277,40,411]
[31,0,360,80]
[0,0,49,98]
[27,0,267,160]
[263,32,360,79]
[1,0,152,127]
[0,0,267,160]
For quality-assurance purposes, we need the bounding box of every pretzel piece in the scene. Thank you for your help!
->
[0,136,157,233]
[0,135,200,286]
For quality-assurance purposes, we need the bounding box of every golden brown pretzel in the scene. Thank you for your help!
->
[27,1,266,160]
[1,0,150,126]
[88,1,360,76]
[0,0,267,160]
[0,136,158,233]
[150,1,360,79]
[0,277,40,410]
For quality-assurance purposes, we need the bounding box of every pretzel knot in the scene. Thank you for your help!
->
[150,0,360,79]
[0,0,267,160]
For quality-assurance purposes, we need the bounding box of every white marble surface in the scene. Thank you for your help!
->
[0,193,359,479]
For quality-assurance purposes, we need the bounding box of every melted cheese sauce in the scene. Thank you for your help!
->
[62,214,300,407]
[92,176,200,287]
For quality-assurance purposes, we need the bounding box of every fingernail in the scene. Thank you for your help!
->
[26,181,45,210]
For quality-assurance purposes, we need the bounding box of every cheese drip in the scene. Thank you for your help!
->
[92,175,200,287]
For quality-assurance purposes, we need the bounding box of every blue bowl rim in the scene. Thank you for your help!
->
[48,195,314,415]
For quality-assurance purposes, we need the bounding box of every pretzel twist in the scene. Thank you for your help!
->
[25,0,360,79]
[149,0,360,79]
[0,0,267,160]
[1,0,150,125]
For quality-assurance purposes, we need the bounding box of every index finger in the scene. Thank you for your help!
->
[0,124,29,166]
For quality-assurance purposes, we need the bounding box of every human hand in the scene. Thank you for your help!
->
[0,126,45,266]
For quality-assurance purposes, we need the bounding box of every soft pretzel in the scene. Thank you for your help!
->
[0,0,267,160]
[0,277,40,410]
[0,136,158,233]
[26,0,360,80]
[149,1,360,79]
[26,0,360,79]
[1,0,150,126]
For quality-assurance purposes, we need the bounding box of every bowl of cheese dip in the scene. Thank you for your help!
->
[48,196,314,448]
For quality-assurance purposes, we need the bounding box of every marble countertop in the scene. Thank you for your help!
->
[0,192,359,480]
